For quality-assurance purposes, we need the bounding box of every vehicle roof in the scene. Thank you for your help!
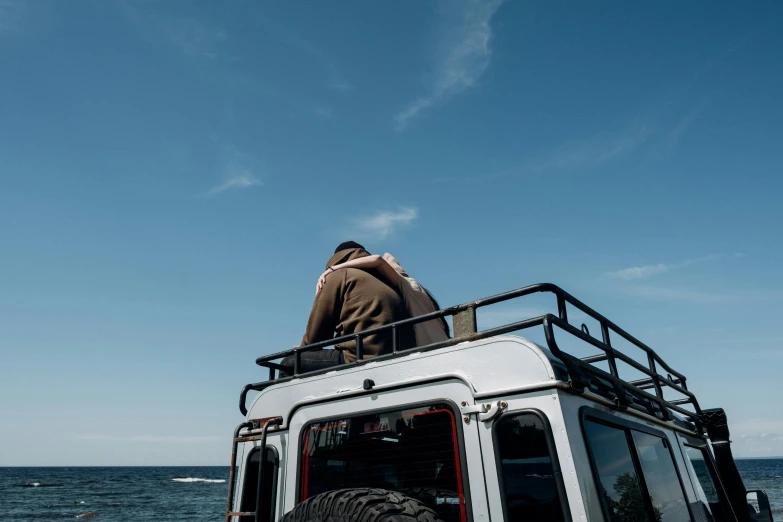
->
[243,284,703,434]
[246,334,568,420]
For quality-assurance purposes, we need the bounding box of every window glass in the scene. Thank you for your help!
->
[631,432,691,522]
[584,420,650,522]
[495,413,565,522]
[301,403,466,522]
[684,446,729,522]
[240,447,278,522]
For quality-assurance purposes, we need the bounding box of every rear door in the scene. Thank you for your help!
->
[284,378,490,522]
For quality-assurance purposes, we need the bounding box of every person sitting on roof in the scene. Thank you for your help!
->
[280,241,415,376]
[316,252,449,347]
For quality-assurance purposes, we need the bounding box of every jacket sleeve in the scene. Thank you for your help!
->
[300,271,344,347]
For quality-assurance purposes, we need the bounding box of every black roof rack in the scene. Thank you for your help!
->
[241,283,703,428]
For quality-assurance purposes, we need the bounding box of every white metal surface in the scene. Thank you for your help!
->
[246,335,560,422]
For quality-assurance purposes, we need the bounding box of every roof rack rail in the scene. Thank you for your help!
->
[241,283,702,428]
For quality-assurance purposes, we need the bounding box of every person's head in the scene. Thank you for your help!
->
[334,241,365,254]
[327,241,370,269]
[383,252,422,291]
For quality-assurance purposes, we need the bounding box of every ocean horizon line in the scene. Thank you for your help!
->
[4,457,783,468]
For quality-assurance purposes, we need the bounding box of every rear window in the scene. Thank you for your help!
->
[300,403,467,522]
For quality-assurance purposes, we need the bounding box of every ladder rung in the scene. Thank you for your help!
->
[582,354,608,363]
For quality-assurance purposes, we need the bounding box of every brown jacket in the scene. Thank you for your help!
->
[301,248,414,363]
[383,253,449,346]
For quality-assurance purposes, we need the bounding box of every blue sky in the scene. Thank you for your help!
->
[1,1,782,465]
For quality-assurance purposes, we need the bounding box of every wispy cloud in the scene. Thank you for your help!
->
[394,0,504,130]
[622,285,780,304]
[667,98,711,150]
[205,168,262,197]
[116,3,229,61]
[710,336,783,347]
[690,35,753,83]
[484,125,652,181]
[77,434,223,444]
[165,18,227,60]
[603,254,757,304]
[200,145,265,197]
[621,285,729,304]
[531,126,652,174]
[609,264,670,280]
[315,106,334,118]
[347,207,418,241]
[605,253,740,280]
[487,37,751,180]
[329,82,353,93]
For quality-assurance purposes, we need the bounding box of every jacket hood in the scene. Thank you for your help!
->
[327,247,370,269]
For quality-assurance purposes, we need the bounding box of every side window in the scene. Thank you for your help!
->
[631,432,691,522]
[300,403,467,522]
[495,412,565,522]
[584,420,649,522]
[240,446,278,522]
[584,418,693,522]
[683,446,730,522]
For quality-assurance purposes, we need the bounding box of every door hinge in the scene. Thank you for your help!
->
[460,400,508,424]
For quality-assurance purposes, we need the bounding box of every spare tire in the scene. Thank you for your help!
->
[402,488,461,516]
[281,488,444,522]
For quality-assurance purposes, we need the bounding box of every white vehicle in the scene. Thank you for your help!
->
[225,283,774,522]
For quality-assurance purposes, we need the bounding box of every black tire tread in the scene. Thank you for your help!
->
[281,488,444,522]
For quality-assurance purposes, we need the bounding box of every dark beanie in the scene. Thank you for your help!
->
[334,241,366,254]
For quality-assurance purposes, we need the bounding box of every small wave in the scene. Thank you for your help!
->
[20,482,60,488]
[172,477,226,483]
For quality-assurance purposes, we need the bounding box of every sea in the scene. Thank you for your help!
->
[1,459,781,521]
